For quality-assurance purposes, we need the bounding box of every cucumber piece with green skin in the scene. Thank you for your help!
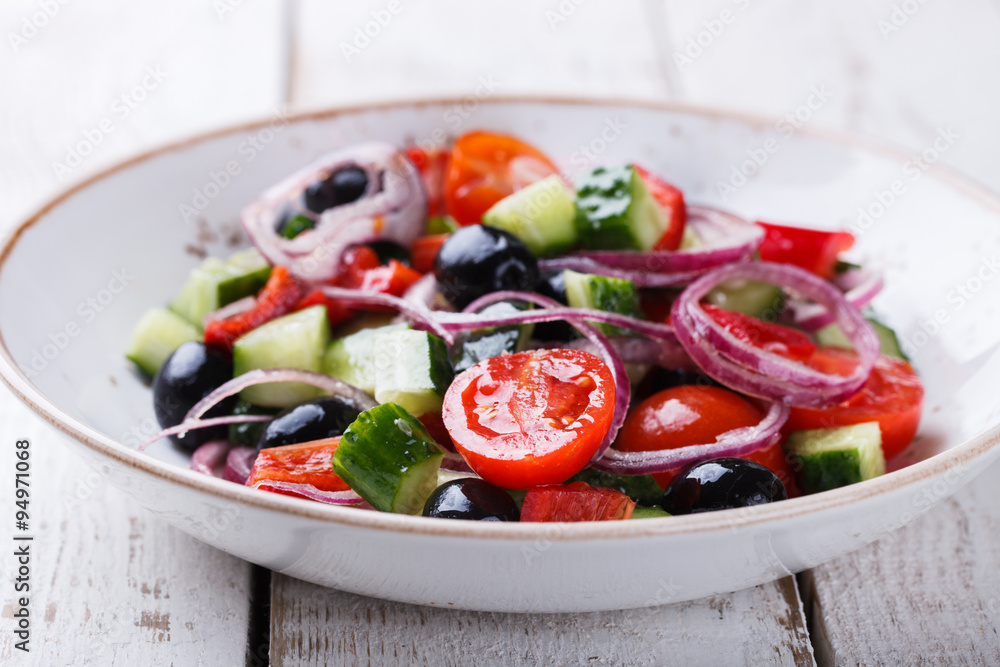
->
[704,279,784,319]
[425,215,459,235]
[170,249,272,325]
[332,403,445,514]
[482,175,578,256]
[216,248,272,305]
[232,306,331,407]
[126,307,201,376]
[279,213,315,240]
[450,301,534,374]
[631,506,671,519]
[569,468,664,507]
[563,269,643,336]
[573,165,668,251]
[227,399,280,447]
[323,323,409,394]
[785,422,885,494]
[373,329,453,417]
[814,318,908,361]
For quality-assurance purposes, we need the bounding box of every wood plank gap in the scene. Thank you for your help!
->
[246,565,273,667]
[797,571,835,667]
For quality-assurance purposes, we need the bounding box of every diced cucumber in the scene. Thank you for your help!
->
[170,249,272,325]
[631,506,671,519]
[425,215,459,235]
[451,301,534,373]
[704,279,784,319]
[679,222,702,250]
[227,399,280,447]
[785,422,885,494]
[482,175,578,256]
[232,306,331,407]
[814,317,908,361]
[563,269,643,335]
[373,329,453,417]
[279,213,315,239]
[126,307,201,376]
[573,165,668,251]
[332,403,445,514]
[323,323,409,394]
[569,468,664,507]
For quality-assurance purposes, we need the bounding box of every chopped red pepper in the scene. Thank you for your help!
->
[338,246,383,288]
[245,438,350,498]
[204,266,302,352]
[702,304,817,362]
[405,146,451,217]
[410,234,450,274]
[756,221,855,279]
[295,288,356,329]
[635,165,686,252]
[520,481,636,522]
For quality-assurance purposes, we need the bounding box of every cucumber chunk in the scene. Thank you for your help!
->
[482,175,578,256]
[323,323,409,394]
[631,506,671,519]
[332,403,445,514]
[563,269,643,335]
[232,306,331,407]
[785,422,885,494]
[373,329,454,417]
[451,301,534,373]
[170,249,272,325]
[126,307,202,376]
[573,165,668,251]
[815,317,908,361]
[704,279,784,319]
[216,248,272,305]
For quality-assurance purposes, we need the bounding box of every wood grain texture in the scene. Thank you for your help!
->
[269,574,815,666]
[802,457,1000,666]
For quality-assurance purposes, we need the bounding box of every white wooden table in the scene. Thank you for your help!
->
[2,2,1000,664]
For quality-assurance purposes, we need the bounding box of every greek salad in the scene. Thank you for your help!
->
[127,130,924,522]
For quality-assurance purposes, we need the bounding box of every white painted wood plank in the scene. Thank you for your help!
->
[802,458,1000,666]
[270,574,815,666]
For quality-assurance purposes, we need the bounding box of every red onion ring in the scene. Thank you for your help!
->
[138,415,272,452]
[190,440,234,477]
[241,143,426,283]
[554,336,696,371]
[250,480,365,505]
[594,400,789,475]
[320,286,456,343]
[787,269,884,332]
[223,447,258,484]
[671,261,880,407]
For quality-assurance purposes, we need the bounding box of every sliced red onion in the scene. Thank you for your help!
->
[190,440,234,477]
[250,480,364,505]
[241,143,426,283]
[594,400,789,475]
[555,336,695,370]
[184,368,377,425]
[223,446,258,484]
[401,272,442,310]
[319,286,456,343]
[203,295,256,328]
[787,269,884,332]
[671,261,881,407]
[457,291,629,459]
[138,415,272,452]
[539,206,762,285]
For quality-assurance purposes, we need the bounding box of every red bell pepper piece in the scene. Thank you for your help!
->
[245,438,350,499]
[410,234,450,274]
[756,221,855,279]
[204,266,302,352]
[521,481,636,522]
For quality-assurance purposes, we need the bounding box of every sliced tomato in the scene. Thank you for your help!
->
[443,131,559,226]
[405,146,450,217]
[442,349,616,489]
[521,481,636,522]
[635,165,686,251]
[787,347,924,460]
[411,233,450,274]
[204,266,302,352]
[245,438,350,499]
[757,221,855,279]
[702,304,817,362]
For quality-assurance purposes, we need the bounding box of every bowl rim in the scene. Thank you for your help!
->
[1,94,998,541]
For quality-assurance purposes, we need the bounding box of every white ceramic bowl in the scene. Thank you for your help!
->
[3,98,1000,613]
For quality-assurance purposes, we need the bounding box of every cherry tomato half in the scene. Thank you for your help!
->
[787,347,924,460]
[757,221,855,279]
[443,131,559,226]
[442,349,616,489]
[634,165,686,251]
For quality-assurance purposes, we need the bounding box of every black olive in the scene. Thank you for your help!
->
[257,397,362,450]
[152,342,237,452]
[434,225,538,310]
[661,458,787,515]
[303,166,368,213]
[646,368,718,393]
[367,240,411,266]
[532,269,575,342]
[422,478,520,521]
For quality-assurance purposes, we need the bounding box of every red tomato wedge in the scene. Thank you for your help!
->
[405,146,450,217]
[615,385,767,488]
[757,221,855,279]
[245,438,350,499]
[521,481,636,522]
[411,233,450,274]
[442,349,616,489]
[443,131,559,226]
[702,304,817,362]
[204,266,302,352]
[635,165,686,251]
[787,347,924,460]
